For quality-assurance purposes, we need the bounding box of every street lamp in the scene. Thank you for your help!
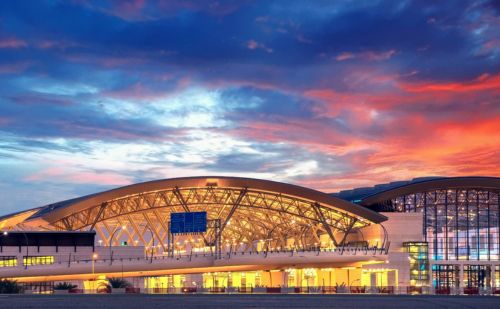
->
[143,226,154,263]
[3,231,29,269]
[92,253,98,277]
[109,225,126,265]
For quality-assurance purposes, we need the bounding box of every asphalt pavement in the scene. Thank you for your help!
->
[0,294,499,309]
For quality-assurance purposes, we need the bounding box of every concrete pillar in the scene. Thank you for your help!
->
[388,270,396,287]
[270,271,284,287]
[185,274,202,288]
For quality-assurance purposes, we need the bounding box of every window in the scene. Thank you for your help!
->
[404,242,429,286]
[432,264,458,288]
[0,256,17,267]
[464,265,490,288]
[23,256,54,266]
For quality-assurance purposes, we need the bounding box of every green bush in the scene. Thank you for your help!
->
[54,282,77,290]
[0,279,21,294]
[108,278,132,289]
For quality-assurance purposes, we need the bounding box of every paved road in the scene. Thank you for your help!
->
[0,294,499,309]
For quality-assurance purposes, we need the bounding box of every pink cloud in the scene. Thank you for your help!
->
[246,40,273,53]
[0,37,27,49]
[247,40,258,50]
[0,61,32,74]
[0,117,12,126]
[36,39,81,50]
[26,167,133,186]
[364,49,396,61]
[112,0,147,21]
[64,54,149,68]
[81,0,147,21]
[335,50,397,61]
[100,78,191,102]
[336,52,355,61]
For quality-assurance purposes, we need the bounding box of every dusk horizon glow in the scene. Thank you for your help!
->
[0,0,499,215]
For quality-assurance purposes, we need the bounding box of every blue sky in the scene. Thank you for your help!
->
[0,0,499,215]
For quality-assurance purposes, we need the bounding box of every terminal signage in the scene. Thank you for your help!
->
[170,211,207,234]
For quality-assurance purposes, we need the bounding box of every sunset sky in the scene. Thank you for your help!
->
[0,0,499,215]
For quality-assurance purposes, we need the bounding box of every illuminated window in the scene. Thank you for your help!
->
[0,256,17,267]
[464,264,490,288]
[23,256,54,266]
[432,264,458,288]
[404,242,429,286]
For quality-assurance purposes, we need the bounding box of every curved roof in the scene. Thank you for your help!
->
[360,176,500,205]
[332,176,444,202]
[9,176,387,226]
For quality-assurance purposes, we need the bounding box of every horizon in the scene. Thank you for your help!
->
[0,0,499,215]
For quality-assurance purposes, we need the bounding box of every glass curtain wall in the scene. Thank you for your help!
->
[390,189,499,261]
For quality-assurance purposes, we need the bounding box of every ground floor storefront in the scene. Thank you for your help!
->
[143,267,398,291]
[431,263,500,294]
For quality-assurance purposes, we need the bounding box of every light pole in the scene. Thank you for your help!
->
[144,227,154,263]
[109,225,126,265]
[92,253,98,278]
[3,231,29,269]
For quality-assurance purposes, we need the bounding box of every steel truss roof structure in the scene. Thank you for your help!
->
[0,177,386,251]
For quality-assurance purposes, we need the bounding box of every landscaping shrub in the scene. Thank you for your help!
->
[0,279,21,294]
[108,278,132,289]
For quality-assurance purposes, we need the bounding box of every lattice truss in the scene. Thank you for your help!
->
[37,187,370,251]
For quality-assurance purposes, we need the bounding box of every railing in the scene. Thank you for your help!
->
[67,286,496,295]
[139,286,500,295]
[1,246,388,271]
[18,285,500,295]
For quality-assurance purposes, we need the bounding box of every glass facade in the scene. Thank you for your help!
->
[463,264,490,288]
[404,242,429,286]
[432,264,459,288]
[389,189,499,261]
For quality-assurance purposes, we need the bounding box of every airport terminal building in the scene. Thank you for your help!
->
[0,176,499,295]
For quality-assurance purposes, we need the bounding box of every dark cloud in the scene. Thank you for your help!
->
[0,97,184,141]
[221,87,316,119]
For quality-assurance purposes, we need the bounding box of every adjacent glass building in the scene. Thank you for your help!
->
[375,189,499,261]
[349,176,500,290]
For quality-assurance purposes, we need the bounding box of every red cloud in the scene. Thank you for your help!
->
[401,73,500,93]
[227,71,500,192]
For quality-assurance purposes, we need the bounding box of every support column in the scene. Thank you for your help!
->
[491,264,496,288]
[459,264,464,294]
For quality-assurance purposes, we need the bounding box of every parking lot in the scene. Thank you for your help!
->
[0,294,499,309]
